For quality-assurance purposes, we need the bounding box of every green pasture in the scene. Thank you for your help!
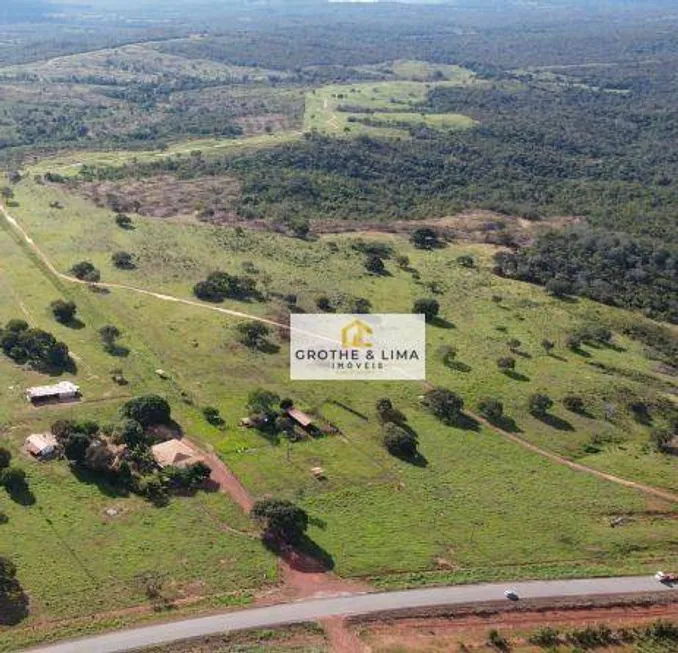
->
[303,80,476,136]
[1,171,677,642]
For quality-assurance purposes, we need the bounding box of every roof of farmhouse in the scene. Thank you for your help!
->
[26,381,80,399]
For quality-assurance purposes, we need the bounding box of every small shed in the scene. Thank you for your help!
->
[26,381,80,404]
[151,439,203,469]
[286,407,314,428]
[25,433,58,459]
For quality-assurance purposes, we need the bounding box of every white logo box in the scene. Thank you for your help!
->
[290,313,426,381]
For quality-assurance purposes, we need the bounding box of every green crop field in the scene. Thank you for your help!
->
[0,163,676,649]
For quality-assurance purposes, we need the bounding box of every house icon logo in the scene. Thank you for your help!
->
[341,319,373,348]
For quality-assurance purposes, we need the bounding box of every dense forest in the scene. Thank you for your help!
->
[493,230,678,324]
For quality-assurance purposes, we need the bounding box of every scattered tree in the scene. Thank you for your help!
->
[251,498,309,543]
[121,395,171,427]
[497,356,516,372]
[202,406,224,427]
[529,393,554,417]
[650,428,674,453]
[315,295,332,311]
[115,214,133,229]
[111,251,135,269]
[412,297,439,322]
[70,261,100,283]
[99,324,122,353]
[0,448,10,470]
[411,227,440,250]
[383,423,418,459]
[50,299,77,324]
[365,254,385,274]
[541,339,555,354]
[236,321,271,349]
[478,397,504,422]
[424,387,464,425]
[563,395,585,413]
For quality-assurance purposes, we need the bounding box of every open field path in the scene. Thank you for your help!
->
[3,202,678,506]
[20,576,678,653]
[473,412,678,504]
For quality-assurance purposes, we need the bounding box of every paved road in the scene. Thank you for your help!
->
[21,576,675,653]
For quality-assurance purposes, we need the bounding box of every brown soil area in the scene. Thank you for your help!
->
[351,598,678,652]
[76,174,240,222]
[312,210,583,246]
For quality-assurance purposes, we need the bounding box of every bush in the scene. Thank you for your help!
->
[497,356,516,372]
[528,627,561,648]
[0,319,71,371]
[193,271,257,303]
[50,299,77,324]
[202,406,224,427]
[121,395,171,427]
[424,387,464,425]
[236,321,270,349]
[365,255,385,274]
[411,227,440,250]
[70,261,100,282]
[529,393,553,416]
[111,251,135,269]
[251,498,309,543]
[0,448,11,470]
[114,213,133,229]
[563,395,585,413]
[383,423,418,458]
[478,397,504,422]
[412,298,439,322]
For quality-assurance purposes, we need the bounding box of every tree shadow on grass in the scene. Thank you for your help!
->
[454,412,481,432]
[446,360,472,373]
[503,370,530,382]
[548,353,568,362]
[63,317,86,330]
[431,317,455,329]
[104,344,130,358]
[6,484,36,507]
[70,466,130,499]
[263,534,335,573]
[534,413,575,432]
[257,340,280,355]
[487,415,523,434]
[0,587,30,625]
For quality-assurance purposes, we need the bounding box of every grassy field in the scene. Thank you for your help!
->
[0,168,676,623]
[303,80,477,136]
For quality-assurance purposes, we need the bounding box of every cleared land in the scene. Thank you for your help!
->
[304,80,477,136]
[0,169,676,619]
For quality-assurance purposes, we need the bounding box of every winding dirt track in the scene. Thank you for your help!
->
[2,203,677,506]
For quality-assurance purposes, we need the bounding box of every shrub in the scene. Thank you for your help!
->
[121,395,171,427]
[563,395,585,413]
[478,397,503,422]
[411,227,440,250]
[412,298,439,322]
[114,213,133,229]
[111,251,135,269]
[365,255,385,274]
[497,356,516,372]
[424,387,464,425]
[251,498,309,543]
[202,406,225,426]
[529,393,553,416]
[50,299,77,324]
[70,261,100,282]
[383,423,418,458]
